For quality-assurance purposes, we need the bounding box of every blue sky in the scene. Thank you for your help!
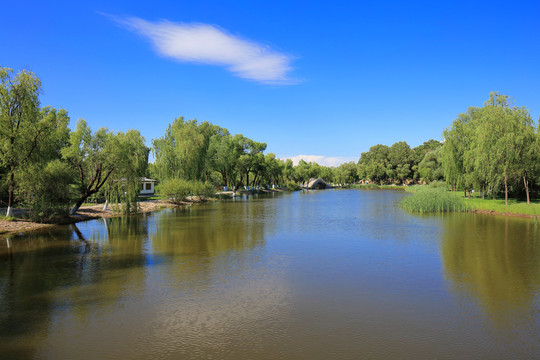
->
[3,1,540,166]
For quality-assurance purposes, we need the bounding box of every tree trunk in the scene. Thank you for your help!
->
[482,184,485,200]
[6,170,14,217]
[504,172,508,206]
[524,175,530,205]
[70,192,93,215]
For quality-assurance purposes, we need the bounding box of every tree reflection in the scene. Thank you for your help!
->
[150,202,269,256]
[441,214,540,329]
[0,218,151,359]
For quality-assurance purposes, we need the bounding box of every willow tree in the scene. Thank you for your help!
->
[207,133,239,188]
[105,129,149,214]
[152,117,227,182]
[234,135,267,188]
[0,68,70,217]
[63,119,148,214]
[441,108,478,195]
[472,93,536,205]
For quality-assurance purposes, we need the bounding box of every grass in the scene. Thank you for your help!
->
[400,187,467,213]
[351,184,406,190]
[464,197,540,216]
[400,184,540,217]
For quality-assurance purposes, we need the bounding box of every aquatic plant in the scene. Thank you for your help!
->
[400,187,466,213]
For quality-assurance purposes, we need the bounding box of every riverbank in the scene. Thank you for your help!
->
[0,200,178,236]
[401,185,539,219]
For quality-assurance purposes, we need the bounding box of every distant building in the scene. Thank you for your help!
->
[140,177,157,195]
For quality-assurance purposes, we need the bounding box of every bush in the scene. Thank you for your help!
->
[428,180,448,189]
[158,178,215,203]
[16,160,76,221]
[285,181,300,191]
[400,187,466,213]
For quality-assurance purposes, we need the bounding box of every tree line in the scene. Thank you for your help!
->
[1,67,538,221]
[0,68,149,219]
[356,92,539,204]
[150,116,362,193]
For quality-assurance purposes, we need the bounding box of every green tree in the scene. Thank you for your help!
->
[418,146,444,183]
[0,68,70,217]
[440,109,477,195]
[16,160,75,221]
[234,135,267,188]
[207,133,238,188]
[412,140,441,180]
[62,119,148,214]
[387,141,412,184]
[357,144,389,184]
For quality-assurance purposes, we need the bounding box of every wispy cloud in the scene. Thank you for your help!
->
[281,155,358,167]
[109,15,296,84]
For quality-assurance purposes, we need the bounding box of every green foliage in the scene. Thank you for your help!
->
[0,68,70,214]
[441,92,538,204]
[357,144,389,184]
[16,160,76,221]
[285,181,301,191]
[418,146,444,183]
[333,162,359,184]
[400,187,467,213]
[63,119,149,214]
[464,197,540,216]
[158,178,214,203]
[428,180,448,189]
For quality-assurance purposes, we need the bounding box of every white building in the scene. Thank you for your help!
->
[140,178,157,195]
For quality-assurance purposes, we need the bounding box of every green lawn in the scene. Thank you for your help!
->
[463,196,540,216]
[402,185,539,216]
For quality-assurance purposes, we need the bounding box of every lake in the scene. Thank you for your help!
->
[1,189,539,359]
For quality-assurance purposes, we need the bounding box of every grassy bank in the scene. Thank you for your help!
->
[350,184,406,190]
[463,197,539,217]
[400,185,540,217]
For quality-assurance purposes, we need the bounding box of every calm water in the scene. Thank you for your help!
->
[0,189,539,359]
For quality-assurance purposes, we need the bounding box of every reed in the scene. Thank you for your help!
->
[400,187,466,213]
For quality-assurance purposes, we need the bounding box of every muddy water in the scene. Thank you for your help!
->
[0,190,538,359]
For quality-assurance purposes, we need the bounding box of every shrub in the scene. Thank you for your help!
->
[285,181,300,191]
[16,160,76,221]
[428,180,448,189]
[400,187,466,213]
[158,178,215,203]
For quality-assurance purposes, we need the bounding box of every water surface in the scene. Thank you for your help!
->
[1,190,538,359]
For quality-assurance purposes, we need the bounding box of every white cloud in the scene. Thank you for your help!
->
[281,155,358,167]
[112,15,296,84]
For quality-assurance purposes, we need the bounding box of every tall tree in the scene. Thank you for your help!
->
[62,119,148,214]
[357,144,389,184]
[418,146,444,183]
[387,141,412,184]
[476,93,536,205]
[0,68,69,217]
[234,135,267,188]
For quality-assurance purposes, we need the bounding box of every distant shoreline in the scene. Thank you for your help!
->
[1,188,537,237]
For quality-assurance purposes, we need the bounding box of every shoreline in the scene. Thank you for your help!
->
[0,200,179,236]
[467,209,537,219]
[1,189,537,236]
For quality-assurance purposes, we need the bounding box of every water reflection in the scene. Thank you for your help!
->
[151,201,270,256]
[0,200,275,359]
[441,214,540,332]
[1,192,539,359]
